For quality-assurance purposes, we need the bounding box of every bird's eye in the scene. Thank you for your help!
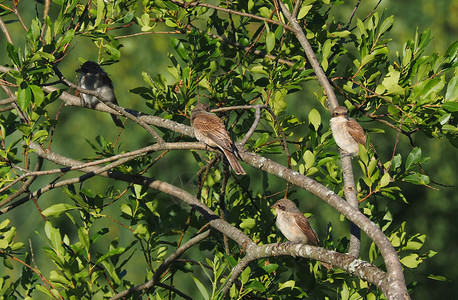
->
[278,205,285,210]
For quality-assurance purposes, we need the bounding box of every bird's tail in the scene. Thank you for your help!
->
[222,148,246,175]
[111,114,125,128]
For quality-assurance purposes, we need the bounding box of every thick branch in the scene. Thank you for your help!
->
[341,154,361,258]
[276,0,363,262]
[239,149,409,300]
[223,242,387,296]
[15,138,406,298]
[27,143,254,250]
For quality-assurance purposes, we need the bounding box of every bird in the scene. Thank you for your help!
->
[76,61,124,128]
[330,106,366,156]
[190,103,246,175]
[271,198,332,269]
[271,198,320,246]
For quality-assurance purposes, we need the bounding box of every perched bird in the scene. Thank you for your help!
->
[329,106,366,156]
[191,103,246,175]
[271,198,320,246]
[76,61,124,128]
[271,198,331,269]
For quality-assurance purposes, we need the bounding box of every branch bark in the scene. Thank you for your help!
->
[25,142,394,299]
[275,0,363,263]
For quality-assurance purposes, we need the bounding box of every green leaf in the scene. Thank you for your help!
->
[378,15,394,35]
[322,39,333,59]
[36,285,56,298]
[254,132,269,148]
[103,43,121,61]
[330,30,351,38]
[50,270,71,285]
[0,219,10,230]
[44,222,64,257]
[141,13,150,27]
[382,66,404,95]
[3,257,13,269]
[192,276,209,300]
[418,76,446,104]
[239,218,256,229]
[246,280,266,291]
[95,0,104,27]
[278,280,296,290]
[303,150,315,169]
[258,7,272,18]
[266,31,275,53]
[78,227,90,251]
[443,101,458,112]
[0,238,9,250]
[401,253,421,268]
[379,172,391,188]
[439,113,451,125]
[403,173,430,185]
[17,82,32,111]
[170,37,189,62]
[164,1,179,10]
[361,54,375,67]
[42,203,78,217]
[30,84,44,106]
[241,266,251,284]
[30,19,41,41]
[445,75,457,101]
[392,153,402,170]
[32,130,48,142]
[57,30,75,51]
[260,262,278,274]
[405,147,421,170]
[95,247,125,265]
[427,274,448,281]
[250,65,268,75]
[308,109,321,131]
[7,43,20,67]
[404,234,426,250]
[297,5,312,20]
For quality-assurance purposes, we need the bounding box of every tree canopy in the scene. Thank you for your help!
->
[0,0,456,299]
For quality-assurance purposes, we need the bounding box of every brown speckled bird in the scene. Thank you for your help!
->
[191,103,246,175]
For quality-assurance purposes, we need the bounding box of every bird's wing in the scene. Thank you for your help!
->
[347,118,367,145]
[293,212,320,246]
[192,113,234,151]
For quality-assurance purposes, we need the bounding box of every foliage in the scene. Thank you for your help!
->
[0,0,455,299]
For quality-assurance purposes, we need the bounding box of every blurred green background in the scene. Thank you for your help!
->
[0,0,456,299]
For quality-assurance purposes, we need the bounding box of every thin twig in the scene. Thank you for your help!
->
[109,230,211,300]
[170,0,295,32]
[0,17,14,44]
[240,105,262,145]
[345,0,362,29]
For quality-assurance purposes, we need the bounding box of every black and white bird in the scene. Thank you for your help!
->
[76,61,124,128]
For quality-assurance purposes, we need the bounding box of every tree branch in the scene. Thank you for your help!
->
[239,149,409,300]
[276,0,363,260]
[223,242,387,296]
[109,230,211,300]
